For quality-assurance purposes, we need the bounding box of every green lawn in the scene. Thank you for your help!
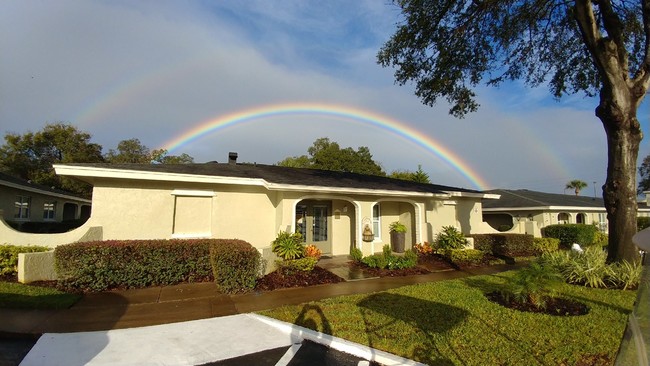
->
[0,281,81,309]
[260,270,636,366]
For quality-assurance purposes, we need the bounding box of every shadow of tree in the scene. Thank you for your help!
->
[357,292,469,365]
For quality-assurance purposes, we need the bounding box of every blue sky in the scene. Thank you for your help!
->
[0,0,647,193]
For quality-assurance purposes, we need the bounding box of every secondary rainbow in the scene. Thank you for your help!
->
[160,103,490,190]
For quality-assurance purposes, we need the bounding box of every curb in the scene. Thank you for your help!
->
[249,313,428,366]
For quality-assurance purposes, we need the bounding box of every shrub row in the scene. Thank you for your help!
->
[638,217,650,231]
[531,238,560,254]
[55,239,218,292]
[542,224,598,248]
[443,248,485,266]
[0,244,50,276]
[471,234,535,257]
[359,245,418,270]
[210,239,261,294]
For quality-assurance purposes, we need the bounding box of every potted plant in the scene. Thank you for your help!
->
[389,221,407,253]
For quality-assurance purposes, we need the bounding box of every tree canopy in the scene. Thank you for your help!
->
[277,137,385,176]
[379,0,649,262]
[0,124,195,197]
[0,123,104,196]
[639,153,650,194]
[565,179,588,195]
[390,165,431,183]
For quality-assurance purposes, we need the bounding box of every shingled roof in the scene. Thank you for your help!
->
[56,162,486,196]
[0,171,90,202]
[482,189,605,209]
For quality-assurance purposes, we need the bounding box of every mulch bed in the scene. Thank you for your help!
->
[350,261,432,277]
[486,291,589,316]
[255,266,345,291]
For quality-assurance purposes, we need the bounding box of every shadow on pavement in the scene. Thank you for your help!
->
[357,292,469,366]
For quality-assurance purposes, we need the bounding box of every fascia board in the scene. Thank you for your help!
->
[445,191,500,199]
[266,183,450,198]
[54,165,266,187]
[0,180,91,203]
[483,206,607,212]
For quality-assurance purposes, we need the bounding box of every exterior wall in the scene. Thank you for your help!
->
[0,184,89,224]
[0,215,103,247]
[483,208,609,237]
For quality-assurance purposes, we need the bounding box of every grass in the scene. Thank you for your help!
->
[259,270,636,366]
[0,281,81,309]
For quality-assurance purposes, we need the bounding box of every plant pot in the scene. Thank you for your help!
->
[390,231,405,253]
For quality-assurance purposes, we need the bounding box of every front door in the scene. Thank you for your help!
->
[296,201,332,254]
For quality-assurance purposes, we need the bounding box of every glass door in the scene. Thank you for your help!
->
[312,205,328,242]
[295,201,332,254]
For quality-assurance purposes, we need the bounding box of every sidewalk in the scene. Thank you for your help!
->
[1,262,523,365]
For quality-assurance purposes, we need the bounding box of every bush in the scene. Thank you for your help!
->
[271,231,305,260]
[210,240,261,294]
[0,245,50,276]
[542,224,598,248]
[592,230,608,247]
[55,239,216,292]
[443,249,485,266]
[360,245,418,270]
[275,257,318,273]
[501,262,563,309]
[350,247,363,262]
[471,234,535,257]
[413,242,434,256]
[435,226,467,250]
[538,247,642,290]
[532,238,560,255]
[304,244,322,260]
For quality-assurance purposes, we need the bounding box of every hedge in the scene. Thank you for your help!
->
[0,244,50,276]
[55,239,216,292]
[638,217,650,231]
[542,224,598,248]
[210,239,261,294]
[531,237,560,254]
[443,249,485,266]
[470,233,535,257]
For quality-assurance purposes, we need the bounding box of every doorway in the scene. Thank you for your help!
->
[296,201,332,254]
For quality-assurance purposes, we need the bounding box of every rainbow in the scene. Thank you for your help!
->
[159,103,490,190]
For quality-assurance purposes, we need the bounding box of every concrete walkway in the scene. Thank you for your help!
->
[1,259,522,365]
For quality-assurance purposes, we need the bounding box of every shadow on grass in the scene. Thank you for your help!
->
[357,292,469,365]
[293,304,333,335]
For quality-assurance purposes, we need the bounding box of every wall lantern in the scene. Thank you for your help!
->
[362,224,374,242]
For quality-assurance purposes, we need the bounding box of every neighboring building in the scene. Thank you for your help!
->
[483,189,650,236]
[0,171,91,228]
[28,153,498,256]
[639,191,650,217]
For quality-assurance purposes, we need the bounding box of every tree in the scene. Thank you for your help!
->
[639,154,650,194]
[106,139,194,164]
[0,123,104,196]
[378,0,649,262]
[390,165,431,183]
[277,137,385,176]
[566,180,589,195]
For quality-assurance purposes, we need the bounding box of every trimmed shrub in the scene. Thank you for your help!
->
[55,239,215,292]
[210,240,261,293]
[471,234,535,257]
[443,249,485,266]
[274,257,318,273]
[532,238,560,255]
[592,230,608,247]
[542,224,598,248]
[0,245,50,276]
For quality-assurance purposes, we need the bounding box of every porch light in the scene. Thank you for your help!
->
[362,224,374,242]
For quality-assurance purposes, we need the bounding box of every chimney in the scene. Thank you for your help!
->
[228,152,238,165]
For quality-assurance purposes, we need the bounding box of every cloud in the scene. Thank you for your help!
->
[0,0,644,193]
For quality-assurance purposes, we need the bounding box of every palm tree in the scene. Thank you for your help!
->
[565,180,588,196]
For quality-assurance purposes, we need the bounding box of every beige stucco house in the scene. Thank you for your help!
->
[483,189,650,237]
[0,171,91,230]
[1,154,492,257]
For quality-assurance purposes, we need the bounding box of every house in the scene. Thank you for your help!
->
[482,189,650,236]
[14,153,497,257]
[0,171,91,231]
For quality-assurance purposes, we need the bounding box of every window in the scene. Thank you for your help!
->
[372,204,381,240]
[14,196,30,219]
[43,202,56,220]
[598,213,608,232]
[557,212,569,224]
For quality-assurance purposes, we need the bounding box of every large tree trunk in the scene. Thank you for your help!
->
[597,91,643,263]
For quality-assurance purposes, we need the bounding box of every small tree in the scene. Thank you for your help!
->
[565,180,588,196]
